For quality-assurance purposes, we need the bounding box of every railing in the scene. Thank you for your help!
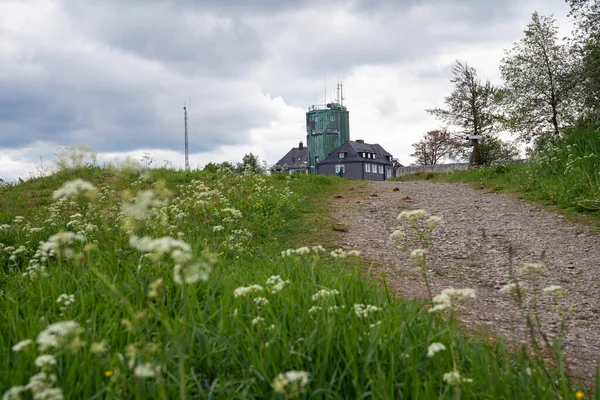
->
[307,104,329,111]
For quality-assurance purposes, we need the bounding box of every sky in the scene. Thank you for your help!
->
[0,0,575,180]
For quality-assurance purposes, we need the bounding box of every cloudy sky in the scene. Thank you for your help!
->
[0,0,574,179]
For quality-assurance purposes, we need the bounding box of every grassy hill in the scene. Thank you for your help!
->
[0,167,588,399]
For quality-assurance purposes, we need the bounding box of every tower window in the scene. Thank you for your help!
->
[330,115,335,121]
[313,116,319,122]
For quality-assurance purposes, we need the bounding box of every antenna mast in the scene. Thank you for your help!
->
[184,105,189,171]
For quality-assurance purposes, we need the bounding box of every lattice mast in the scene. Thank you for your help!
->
[184,105,189,171]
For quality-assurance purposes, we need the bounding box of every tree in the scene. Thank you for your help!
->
[238,153,261,174]
[410,128,461,165]
[427,61,499,137]
[477,136,521,166]
[567,0,600,125]
[499,12,580,142]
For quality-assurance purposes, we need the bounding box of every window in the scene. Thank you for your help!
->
[335,164,345,174]
[315,156,319,165]
[313,115,319,122]
[362,152,366,158]
[378,165,384,174]
[338,152,345,159]
[372,154,376,159]
[330,115,335,121]
[386,167,392,177]
[365,163,370,173]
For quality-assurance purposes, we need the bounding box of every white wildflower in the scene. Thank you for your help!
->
[443,370,473,385]
[212,225,224,232]
[409,248,426,262]
[311,245,325,253]
[253,297,269,306]
[397,209,428,221]
[266,275,290,293]
[312,288,340,301]
[56,294,75,307]
[34,354,57,368]
[36,321,81,352]
[354,304,382,318]
[2,386,26,400]
[173,261,211,285]
[11,339,33,352]
[543,285,567,296]
[233,285,263,298]
[308,306,322,314]
[518,262,545,275]
[427,215,443,228]
[252,316,265,326]
[52,179,96,200]
[134,362,164,379]
[427,342,446,358]
[429,288,476,313]
[90,341,108,354]
[500,283,519,294]
[272,370,310,398]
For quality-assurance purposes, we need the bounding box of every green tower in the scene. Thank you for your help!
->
[306,102,350,173]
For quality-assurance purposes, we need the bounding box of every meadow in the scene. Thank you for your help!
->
[0,166,590,399]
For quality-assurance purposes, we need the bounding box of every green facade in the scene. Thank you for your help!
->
[306,103,350,172]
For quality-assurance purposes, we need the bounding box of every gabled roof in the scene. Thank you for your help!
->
[274,146,308,169]
[319,140,394,165]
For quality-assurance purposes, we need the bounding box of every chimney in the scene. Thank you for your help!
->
[356,139,364,143]
[299,141,304,149]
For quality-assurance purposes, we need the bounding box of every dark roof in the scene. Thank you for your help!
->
[319,140,394,165]
[275,146,308,169]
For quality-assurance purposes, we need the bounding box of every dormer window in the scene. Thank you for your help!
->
[338,152,345,159]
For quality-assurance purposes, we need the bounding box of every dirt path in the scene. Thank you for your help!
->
[331,181,600,382]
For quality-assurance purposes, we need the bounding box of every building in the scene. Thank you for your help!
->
[274,92,398,180]
[318,139,395,180]
[306,102,350,173]
[273,141,308,174]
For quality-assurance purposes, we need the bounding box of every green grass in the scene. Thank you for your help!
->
[0,167,588,399]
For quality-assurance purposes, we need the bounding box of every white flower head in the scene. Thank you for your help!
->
[134,362,164,379]
[443,370,473,385]
[542,285,567,297]
[11,339,33,352]
[252,316,265,326]
[312,288,340,301]
[397,209,428,221]
[518,262,545,276]
[427,342,446,358]
[429,288,475,313]
[272,370,310,398]
[34,354,57,368]
[233,285,263,298]
[409,248,426,262]
[500,283,520,294]
[52,179,97,200]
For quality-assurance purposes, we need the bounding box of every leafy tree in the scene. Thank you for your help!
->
[239,153,262,174]
[499,12,580,142]
[410,128,462,165]
[427,61,499,137]
[567,0,600,125]
[477,135,521,166]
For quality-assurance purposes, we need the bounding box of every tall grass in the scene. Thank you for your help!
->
[0,167,586,398]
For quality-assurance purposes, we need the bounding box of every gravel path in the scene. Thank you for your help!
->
[331,181,600,383]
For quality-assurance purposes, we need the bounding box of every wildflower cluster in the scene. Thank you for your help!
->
[330,248,361,258]
[281,245,326,257]
[272,370,310,399]
[429,288,476,313]
[353,304,381,318]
